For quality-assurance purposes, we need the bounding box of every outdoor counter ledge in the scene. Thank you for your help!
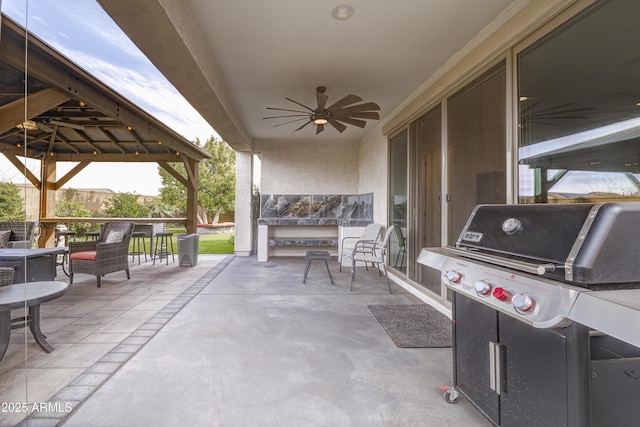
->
[569,289,640,348]
[39,217,187,224]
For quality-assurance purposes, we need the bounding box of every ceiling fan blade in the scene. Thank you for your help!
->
[294,120,313,132]
[267,106,310,114]
[285,97,315,112]
[332,111,380,120]
[316,124,325,135]
[263,114,310,119]
[272,118,309,128]
[326,94,363,112]
[333,117,367,128]
[332,102,381,116]
[327,118,347,133]
[316,92,329,110]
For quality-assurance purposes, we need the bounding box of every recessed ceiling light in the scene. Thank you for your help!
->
[332,5,354,20]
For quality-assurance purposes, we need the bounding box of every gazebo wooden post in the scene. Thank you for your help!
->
[39,154,57,247]
[185,158,199,234]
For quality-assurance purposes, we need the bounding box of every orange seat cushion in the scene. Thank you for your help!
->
[70,250,97,261]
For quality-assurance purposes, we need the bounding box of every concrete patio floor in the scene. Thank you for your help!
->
[1,254,490,427]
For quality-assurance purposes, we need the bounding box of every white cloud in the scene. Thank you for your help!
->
[1,0,218,196]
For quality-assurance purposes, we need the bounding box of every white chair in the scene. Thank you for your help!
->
[339,223,383,272]
[347,226,394,293]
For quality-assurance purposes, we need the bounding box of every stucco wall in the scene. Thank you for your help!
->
[255,139,360,194]
[358,128,388,225]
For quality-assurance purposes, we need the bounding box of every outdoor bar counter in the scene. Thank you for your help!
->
[38,217,187,248]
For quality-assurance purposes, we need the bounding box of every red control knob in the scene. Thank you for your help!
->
[444,270,462,284]
[512,293,535,313]
[474,280,492,296]
[492,287,511,302]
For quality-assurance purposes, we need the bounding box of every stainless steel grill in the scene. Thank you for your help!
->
[419,202,640,330]
[418,203,640,427]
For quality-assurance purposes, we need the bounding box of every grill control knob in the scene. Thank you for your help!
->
[444,270,462,284]
[492,287,511,302]
[512,293,535,313]
[474,280,492,296]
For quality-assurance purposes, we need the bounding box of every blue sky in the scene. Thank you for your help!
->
[1,0,217,195]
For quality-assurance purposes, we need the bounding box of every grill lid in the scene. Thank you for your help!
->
[456,203,640,285]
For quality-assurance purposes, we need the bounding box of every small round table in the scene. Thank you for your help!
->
[0,281,68,362]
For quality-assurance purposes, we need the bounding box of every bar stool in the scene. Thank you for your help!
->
[153,232,175,265]
[303,251,334,285]
[84,231,101,241]
[55,229,77,247]
[129,231,147,265]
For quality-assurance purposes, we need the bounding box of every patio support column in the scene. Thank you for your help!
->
[234,151,253,256]
[39,154,57,247]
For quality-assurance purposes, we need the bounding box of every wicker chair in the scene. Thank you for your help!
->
[0,266,15,286]
[0,222,35,248]
[69,222,134,287]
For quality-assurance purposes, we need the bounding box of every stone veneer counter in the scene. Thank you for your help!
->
[257,193,373,261]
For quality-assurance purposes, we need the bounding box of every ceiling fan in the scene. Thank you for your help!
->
[263,86,381,134]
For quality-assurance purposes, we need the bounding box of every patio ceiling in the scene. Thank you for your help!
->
[96,0,519,152]
[0,14,211,165]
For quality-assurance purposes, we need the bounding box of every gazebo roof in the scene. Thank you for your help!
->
[0,14,211,163]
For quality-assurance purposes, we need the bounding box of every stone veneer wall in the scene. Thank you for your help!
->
[258,193,373,226]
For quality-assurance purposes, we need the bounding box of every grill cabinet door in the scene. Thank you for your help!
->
[498,313,569,426]
[453,293,500,424]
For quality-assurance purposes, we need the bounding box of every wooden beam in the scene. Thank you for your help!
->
[186,158,199,234]
[158,160,188,187]
[54,152,184,162]
[55,160,90,189]
[2,152,41,188]
[182,157,197,191]
[0,87,71,134]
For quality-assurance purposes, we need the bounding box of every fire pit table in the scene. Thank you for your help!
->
[0,281,68,362]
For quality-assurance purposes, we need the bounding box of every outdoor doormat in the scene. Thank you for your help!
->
[368,304,452,348]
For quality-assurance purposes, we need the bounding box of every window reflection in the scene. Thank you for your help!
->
[518,0,640,203]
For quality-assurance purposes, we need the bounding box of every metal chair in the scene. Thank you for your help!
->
[347,226,394,293]
[392,225,407,268]
[339,223,383,272]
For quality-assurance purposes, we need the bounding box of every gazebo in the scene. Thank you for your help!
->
[0,15,211,245]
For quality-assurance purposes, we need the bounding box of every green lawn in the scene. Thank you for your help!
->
[151,228,234,254]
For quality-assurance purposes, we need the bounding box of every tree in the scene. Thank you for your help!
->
[0,182,26,221]
[159,137,236,224]
[55,188,93,234]
[103,192,151,218]
[199,138,236,223]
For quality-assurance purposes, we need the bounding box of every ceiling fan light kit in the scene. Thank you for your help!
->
[264,86,380,135]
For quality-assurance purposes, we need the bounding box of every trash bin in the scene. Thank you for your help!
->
[177,233,199,266]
